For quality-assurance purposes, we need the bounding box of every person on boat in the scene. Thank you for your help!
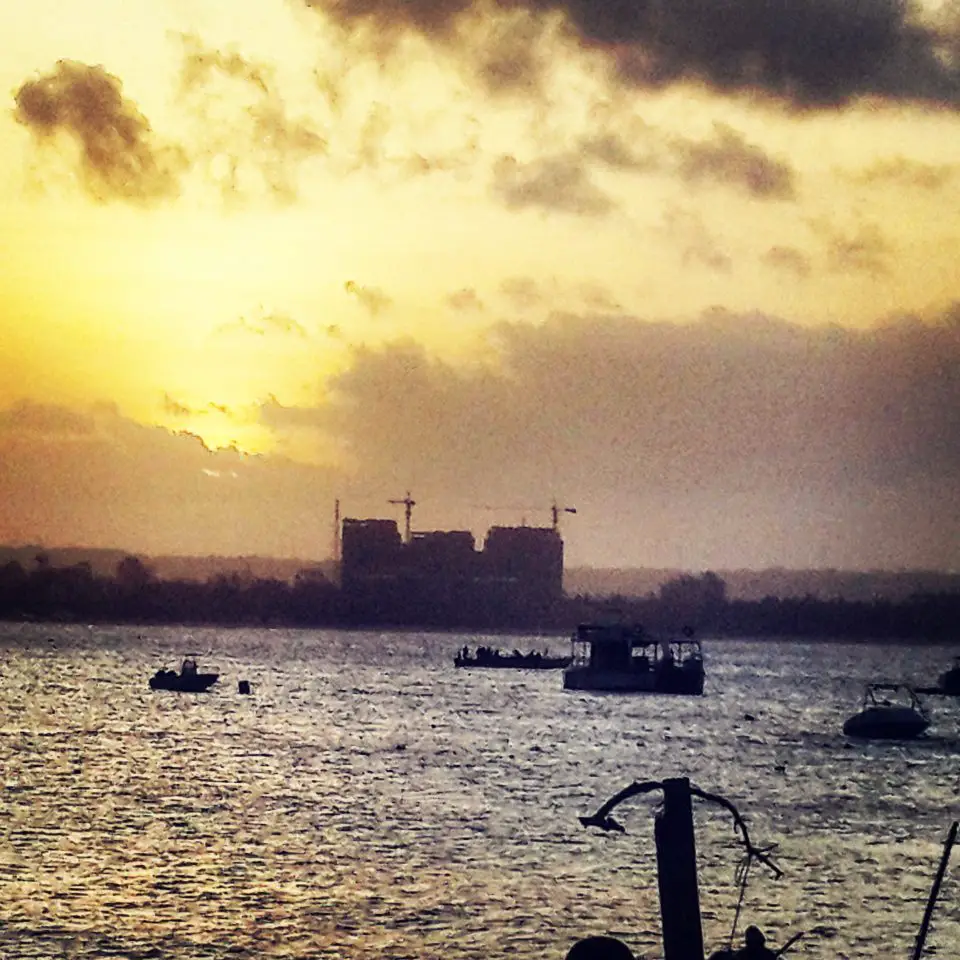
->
[733,925,777,959]
[660,639,675,669]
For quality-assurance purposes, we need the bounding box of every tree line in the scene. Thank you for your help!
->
[1,555,958,640]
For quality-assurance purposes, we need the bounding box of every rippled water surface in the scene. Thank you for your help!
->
[1,623,958,959]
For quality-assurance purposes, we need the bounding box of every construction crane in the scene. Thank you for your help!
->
[472,499,577,531]
[388,491,416,543]
[550,500,577,531]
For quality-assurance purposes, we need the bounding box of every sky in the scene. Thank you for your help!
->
[1,0,959,572]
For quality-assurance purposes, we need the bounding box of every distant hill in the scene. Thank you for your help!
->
[564,566,960,602]
[2,544,957,601]
[0,545,332,584]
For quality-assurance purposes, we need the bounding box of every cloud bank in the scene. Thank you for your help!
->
[13,60,185,202]
[2,305,958,568]
[306,0,960,108]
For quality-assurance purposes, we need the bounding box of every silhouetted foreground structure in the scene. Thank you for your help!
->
[1,541,959,638]
[578,779,956,960]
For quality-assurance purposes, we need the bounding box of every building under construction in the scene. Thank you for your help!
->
[339,514,566,626]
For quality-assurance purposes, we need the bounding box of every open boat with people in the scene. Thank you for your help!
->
[454,645,571,669]
[842,683,930,739]
[562,623,704,694]
[149,658,219,692]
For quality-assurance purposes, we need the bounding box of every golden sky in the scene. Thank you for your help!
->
[1,0,959,570]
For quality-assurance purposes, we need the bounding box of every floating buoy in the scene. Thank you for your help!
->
[238,680,251,695]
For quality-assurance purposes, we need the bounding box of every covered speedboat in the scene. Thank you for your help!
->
[149,658,219,692]
[843,683,929,739]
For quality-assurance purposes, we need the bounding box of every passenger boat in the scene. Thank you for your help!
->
[454,645,571,669]
[149,658,219,692]
[562,623,704,694]
[842,683,930,739]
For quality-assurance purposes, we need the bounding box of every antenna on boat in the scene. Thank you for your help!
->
[388,491,416,543]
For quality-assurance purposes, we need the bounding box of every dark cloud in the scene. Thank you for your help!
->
[660,205,732,272]
[344,280,392,316]
[179,40,272,93]
[466,8,551,96]
[762,245,812,277]
[0,400,95,436]
[259,394,332,431]
[304,0,960,109]
[823,222,891,276]
[13,60,185,203]
[579,131,658,172]
[161,395,235,419]
[577,282,621,312]
[162,394,193,418]
[846,156,955,190]
[216,310,309,338]
[498,276,545,311]
[176,35,326,201]
[674,124,796,199]
[446,288,486,312]
[576,122,796,201]
[491,153,616,216]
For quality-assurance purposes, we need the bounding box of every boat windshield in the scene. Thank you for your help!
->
[570,624,702,672]
[863,683,924,714]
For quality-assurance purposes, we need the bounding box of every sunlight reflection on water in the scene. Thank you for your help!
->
[0,623,958,959]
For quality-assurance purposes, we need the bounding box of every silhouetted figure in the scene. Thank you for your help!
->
[565,935,635,960]
[734,926,777,959]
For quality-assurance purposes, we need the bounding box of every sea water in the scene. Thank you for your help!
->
[0,622,958,959]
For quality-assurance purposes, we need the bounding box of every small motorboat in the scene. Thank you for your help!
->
[149,658,219,692]
[843,683,930,740]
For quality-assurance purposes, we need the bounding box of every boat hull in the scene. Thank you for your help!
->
[455,656,571,670]
[149,672,219,692]
[842,706,929,739]
[563,666,704,694]
[937,667,960,695]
